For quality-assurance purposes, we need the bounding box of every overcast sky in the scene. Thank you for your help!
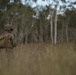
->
[22,0,76,7]
[10,0,76,8]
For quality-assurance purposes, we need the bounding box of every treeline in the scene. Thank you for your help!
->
[0,0,76,44]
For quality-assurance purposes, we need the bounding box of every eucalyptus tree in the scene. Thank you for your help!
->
[64,8,76,42]
[0,0,10,30]
[1,0,35,44]
[0,0,76,44]
[44,0,76,44]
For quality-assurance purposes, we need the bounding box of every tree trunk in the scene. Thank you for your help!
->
[49,1,54,44]
[54,1,59,44]
[50,15,54,44]
[54,11,57,44]
[40,21,43,42]
[66,24,69,42]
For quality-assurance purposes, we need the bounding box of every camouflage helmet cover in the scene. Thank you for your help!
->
[4,24,13,31]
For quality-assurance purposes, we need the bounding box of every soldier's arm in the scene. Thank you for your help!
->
[10,34,16,47]
[0,34,5,40]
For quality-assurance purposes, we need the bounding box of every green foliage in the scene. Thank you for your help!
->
[0,0,76,43]
[65,8,76,28]
[61,0,66,3]
[71,1,76,5]
[32,0,37,2]
[0,0,10,9]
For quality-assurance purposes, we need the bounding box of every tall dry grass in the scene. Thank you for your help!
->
[0,43,76,75]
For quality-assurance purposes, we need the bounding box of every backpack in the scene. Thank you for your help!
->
[0,34,5,48]
[0,32,16,49]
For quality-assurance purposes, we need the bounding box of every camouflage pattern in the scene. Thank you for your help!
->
[0,24,15,49]
[0,33,5,48]
[4,24,13,31]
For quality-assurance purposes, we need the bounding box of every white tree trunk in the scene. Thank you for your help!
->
[50,14,54,44]
[48,0,54,44]
[54,1,59,44]
[54,9,58,44]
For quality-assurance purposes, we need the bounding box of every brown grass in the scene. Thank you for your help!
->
[0,43,76,75]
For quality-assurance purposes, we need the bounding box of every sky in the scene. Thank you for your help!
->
[21,0,76,13]
[22,0,76,7]
[10,0,76,9]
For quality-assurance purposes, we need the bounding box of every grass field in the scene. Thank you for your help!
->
[0,43,76,75]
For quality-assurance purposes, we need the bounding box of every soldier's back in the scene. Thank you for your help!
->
[4,32,14,49]
[0,32,15,49]
[0,32,6,48]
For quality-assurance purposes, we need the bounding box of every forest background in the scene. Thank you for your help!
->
[0,0,76,44]
[0,1,76,75]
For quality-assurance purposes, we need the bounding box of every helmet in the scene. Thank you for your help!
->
[4,24,13,31]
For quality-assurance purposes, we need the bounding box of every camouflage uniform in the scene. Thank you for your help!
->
[0,25,16,68]
[0,24,15,52]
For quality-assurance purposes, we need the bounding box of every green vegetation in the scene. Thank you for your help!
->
[0,1,76,75]
[0,0,76,44]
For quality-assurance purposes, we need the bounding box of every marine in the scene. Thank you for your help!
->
[0,24,15,51]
